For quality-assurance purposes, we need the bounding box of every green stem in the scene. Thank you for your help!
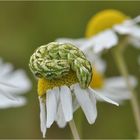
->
[69,119,80,140]
[112,47,140,136]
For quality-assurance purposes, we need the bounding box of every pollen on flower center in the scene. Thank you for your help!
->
[90,68,104,89]
[38,70,78,96]
[86,9,128,37]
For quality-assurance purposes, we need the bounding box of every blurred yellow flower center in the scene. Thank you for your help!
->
[38,68,104,96]
[90,68,104,89]
[38,71,78,96]
[86,9,128,37]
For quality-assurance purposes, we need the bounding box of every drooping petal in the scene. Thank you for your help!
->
[55,102,67,128]
[89,87,119,106]
[72,84,97,124]
[39,97,46,138]
[88,91,97,121]
[60,86,73,122]
[70,84,80,112]
[95,89,131,103]
[72,96,80,112]
[46,89,57,128]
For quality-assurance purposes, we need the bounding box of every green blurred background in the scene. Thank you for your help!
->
[0,1,140,139]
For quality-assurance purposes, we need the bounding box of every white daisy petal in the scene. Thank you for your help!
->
[56,38,87,48]
[0,61,13,76]
[60,86,73,122]
[88,91,97,121]
[0,69,31,95]
[46,89,57,128]
[89,87,119,106]
[39,97,46,138]
[0,94,26,108]
[70,84,80,112]
[92,54,106,73]
[129,37,140,48]
[72,96,80,112]
[114,24,131,34]
[73,84,97,124]
[55,102,67,128]
[114,21,140,38]
[129,26,140,38]
[104,76,137,89]
[133,15,140,23]
[92,29,118,53]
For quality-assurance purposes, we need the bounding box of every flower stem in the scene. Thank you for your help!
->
[112,46,140,136]
[69,119,80,140]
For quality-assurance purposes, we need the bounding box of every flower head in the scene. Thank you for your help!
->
[29,42,118,138]
[29,42,92,89]
[86,9,128,37]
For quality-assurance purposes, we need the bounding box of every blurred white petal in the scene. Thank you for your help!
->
[56,38,87,48]
[46,89,57,128]
[104,76,137,89]
[0,94,26,108]
[0,59,31,96]
[129,37,140,48]
[114,23,132,34]
[0,69,31,94]
[91,30,118,53]
[60,86,73,122]
[91,54,106,73]
[133,15,140,24]
[39,97,46,138]
[114,22,140,38]
[73,84,97,124]
[0,59,32,108]
[129,26,140,38]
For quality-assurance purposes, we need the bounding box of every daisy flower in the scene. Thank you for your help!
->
[29,42,118,138]
[0,58,31,108]
[57,9,140,53]
[56,39,137,104]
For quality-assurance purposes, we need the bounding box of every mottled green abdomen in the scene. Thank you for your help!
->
[29,42,92,88]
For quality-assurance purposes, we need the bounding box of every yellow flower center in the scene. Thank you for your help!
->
[85,9,128,37]
[38,68,104,96]
[38,70,78,96]
[90,68,104,89]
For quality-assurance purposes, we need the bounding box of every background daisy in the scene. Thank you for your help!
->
[0,58,31,108]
